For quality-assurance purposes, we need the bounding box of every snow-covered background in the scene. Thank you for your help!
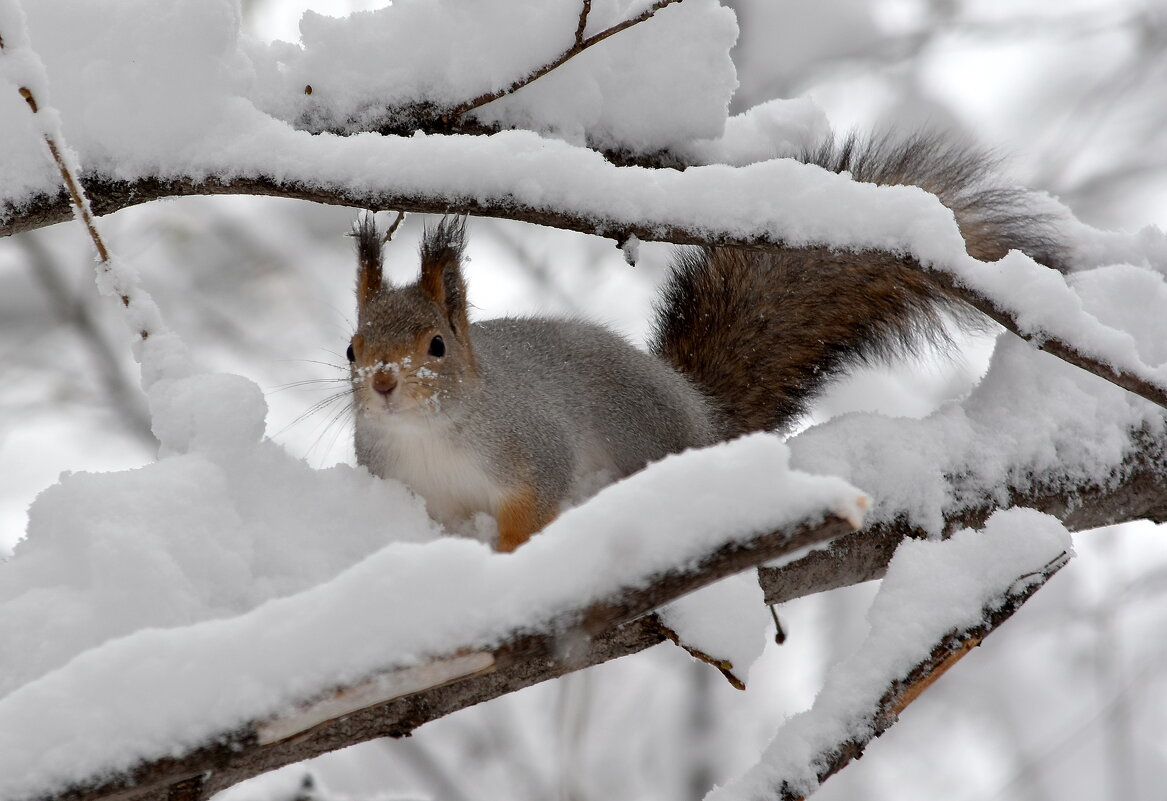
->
[1,0,1166,799]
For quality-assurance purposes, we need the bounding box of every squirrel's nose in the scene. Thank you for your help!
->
[372,371,398,396]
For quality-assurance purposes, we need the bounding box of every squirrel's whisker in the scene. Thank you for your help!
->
[273,389,354,441]
[266,377,349,395]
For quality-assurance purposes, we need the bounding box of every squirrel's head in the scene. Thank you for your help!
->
[349,214,478,418]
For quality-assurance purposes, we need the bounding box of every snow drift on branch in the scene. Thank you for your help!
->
[0,429,865,800]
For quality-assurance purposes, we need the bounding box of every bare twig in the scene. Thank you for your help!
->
[444,0,682,119]
[575,0,592,48]
[10,89,122,301]
[1,31,157,344]
[382,210,407,243]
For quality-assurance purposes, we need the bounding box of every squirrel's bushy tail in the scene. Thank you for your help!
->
[648,132,1068,438]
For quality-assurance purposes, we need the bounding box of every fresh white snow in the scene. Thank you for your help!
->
[0,432,866,800]
[709,508,1073,801]
[790,331,1166,536]
[1,0,1166,799]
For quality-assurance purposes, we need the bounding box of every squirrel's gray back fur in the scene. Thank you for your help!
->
[648,132,1069,437]
[462,317,717,490]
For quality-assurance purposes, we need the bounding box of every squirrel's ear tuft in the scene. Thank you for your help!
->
[419,216,472,341]
[351,212,384,309]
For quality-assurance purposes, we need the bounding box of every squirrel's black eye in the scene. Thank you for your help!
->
[428,335,446,358]
[346,343,355,363]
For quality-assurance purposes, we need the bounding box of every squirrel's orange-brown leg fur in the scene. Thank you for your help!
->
[496,486,555,553]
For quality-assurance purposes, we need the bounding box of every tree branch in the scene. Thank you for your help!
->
[759,425,1167,606]
[575,0,592,48]
[771,552,1070,801]
[926,271,1167,417]
[21,513,857,801]
[21,418,1167,801]
[5,171,1163,414]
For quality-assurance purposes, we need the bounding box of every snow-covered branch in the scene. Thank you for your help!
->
[761,423,1167,605]
[3,0,1166,413]
[5,164,1167,415]
[5,485,861,801]
[10,409,1165,801]
[719,514,1072,801]
[925,271,1167,419]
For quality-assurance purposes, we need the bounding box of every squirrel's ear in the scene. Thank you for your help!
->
[352,212,384,310]
[419,216,471,340]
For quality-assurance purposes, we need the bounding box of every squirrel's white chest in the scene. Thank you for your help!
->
[355,414,505,533]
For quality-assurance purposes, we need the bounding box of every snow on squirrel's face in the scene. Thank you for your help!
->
[348,327,455,416]
[352,240,478,420]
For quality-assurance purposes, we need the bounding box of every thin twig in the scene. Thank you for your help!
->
[382,210,407,243]
[445,0,682,119]
[575,0,592,48]
[2,34,151,341]
[15,89,115,288]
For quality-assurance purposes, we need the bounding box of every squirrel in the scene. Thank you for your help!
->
[347,133,1066,552]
